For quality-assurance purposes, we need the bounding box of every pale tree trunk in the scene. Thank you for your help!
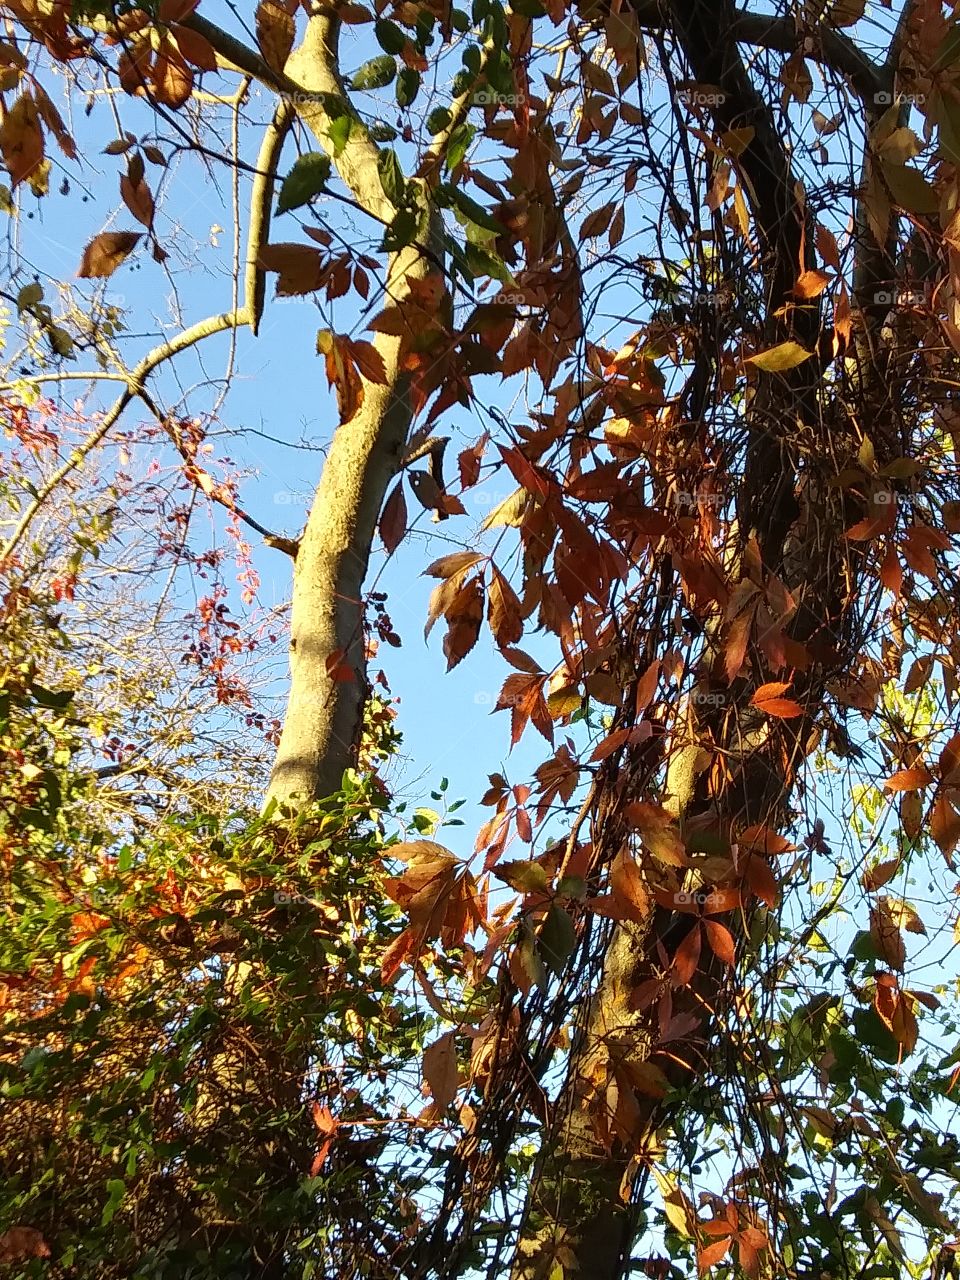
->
[266,14,441,808]
[509,0,901,1274]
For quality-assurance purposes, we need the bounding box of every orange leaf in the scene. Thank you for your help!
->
[610,848,651,923]
[793,268,831,299]
[745,854,778,907]
[704,920,735,965]
[0,92,44,187]
[672,923,702,984]
[739,824,794,855]
[698,1238,731,1272]
[883,766,933,792]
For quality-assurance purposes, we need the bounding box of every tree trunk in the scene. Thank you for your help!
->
[266,13,441,808]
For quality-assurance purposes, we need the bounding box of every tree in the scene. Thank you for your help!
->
[4,0,960,1278]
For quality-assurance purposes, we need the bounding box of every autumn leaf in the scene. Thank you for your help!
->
[256,0,295,73]
[624,801,689,868]
[610,847,651,922]
[120,172,155,228]
[425,551,485,579]
[746,341,813,372]
[0,92,44,186]
[423,1030,459,1109]
[488,565,523,648]
[672,922,702,984]
[751,681,803,718]
[792,269,831,299]
[870,900,906,970]
[77,231,142,278]
[703,920,735,965]
[884,765,933,792]
[379,480,406,553]
[0,1228,50,1264]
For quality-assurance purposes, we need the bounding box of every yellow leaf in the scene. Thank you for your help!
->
[746,341,813,372]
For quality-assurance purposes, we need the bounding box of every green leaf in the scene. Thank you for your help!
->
[374,18,406,53]
[48,326,75,358]
[537,904,576,975]
[350,55,396,91]
[441,183,502,233]
[427,106,452,135]
[382,208,417,251]
[328,114,352,156]
[396,68,420,108]
[377,148,406,207]
[464,242,513,282]
[446,122,475,171]
[277,152,331,214]
[101,1179,125,1226]
[17,281,42,311]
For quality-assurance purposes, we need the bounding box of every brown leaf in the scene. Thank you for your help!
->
[0,92,44,187]
[442,575,484,671]
[345,338,387,385]
[152,43,194,108]
[423,1030,458,1110]
[580,200,616,239]
[862,857,900,892]
[936,793,960,865]
[31,81,76,160]
[258,243,328,295]
[488,565,523,648]
[256,0,295,72]
[77,231,142,278]
[379,481,406,554]
[610,848,651,922]
[425,551,485,579]
[0,1228,50,1264]
[883,765,933,793]
[120,172,155,228]
[870,900,906,970]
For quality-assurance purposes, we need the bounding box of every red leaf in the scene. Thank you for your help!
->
[704,920,735,965]
[672,923,702,985]
[379,481,406,554]
[745,854,778,907]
